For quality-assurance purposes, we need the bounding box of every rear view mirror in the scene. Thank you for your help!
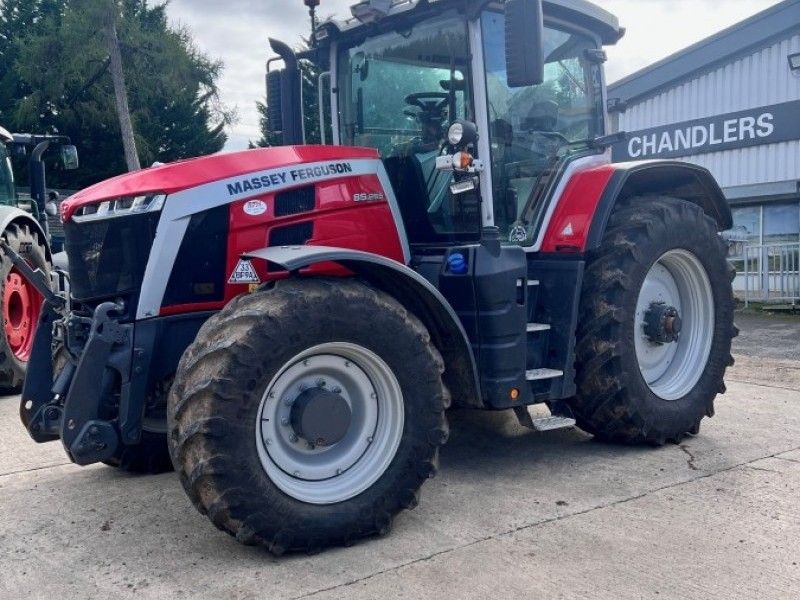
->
[505,0,545,88]
[61,144,79,170]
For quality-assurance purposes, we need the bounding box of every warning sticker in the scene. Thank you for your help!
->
[228,259,261,284]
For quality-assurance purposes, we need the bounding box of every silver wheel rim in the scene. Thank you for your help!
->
[256,343,404,505]
[635,249,715,401]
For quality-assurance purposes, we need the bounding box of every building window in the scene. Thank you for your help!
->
[726,206,761,272]
[764,203,800,245]
[726,202,800,295]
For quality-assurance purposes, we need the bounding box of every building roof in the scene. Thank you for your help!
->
[608,0,800,109]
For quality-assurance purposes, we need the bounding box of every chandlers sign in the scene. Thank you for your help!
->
[612,99,800,161]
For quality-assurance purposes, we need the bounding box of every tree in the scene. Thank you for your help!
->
[1,0,233,189]
[103,0,140,171]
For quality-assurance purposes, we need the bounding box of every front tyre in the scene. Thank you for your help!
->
[168,279,449,554]
[571,197,736,444]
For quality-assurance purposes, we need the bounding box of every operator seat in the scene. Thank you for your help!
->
[384,100,454,243]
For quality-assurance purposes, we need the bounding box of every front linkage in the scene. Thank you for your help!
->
[5,241,142,465]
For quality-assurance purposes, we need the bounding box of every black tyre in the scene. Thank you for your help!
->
[168,278,448,554]
[102,378,173,474]
[570,197,736,444]
[52,348,173,474]
[0,222,50,392]
[102,430,173,474]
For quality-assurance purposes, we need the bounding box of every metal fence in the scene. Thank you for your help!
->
[738,242,800,307]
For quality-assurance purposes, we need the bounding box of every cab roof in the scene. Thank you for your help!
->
[317,0,624,46]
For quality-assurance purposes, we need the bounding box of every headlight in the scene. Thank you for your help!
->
[448,122,464,146]
[71,193,166,223]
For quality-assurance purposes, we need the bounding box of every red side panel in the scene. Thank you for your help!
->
[159,174,404,316]
[540,165,616,253]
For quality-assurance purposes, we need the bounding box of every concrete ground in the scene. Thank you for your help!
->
[1,311,799,599]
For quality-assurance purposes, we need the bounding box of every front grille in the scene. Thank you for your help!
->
[64,212,160,301]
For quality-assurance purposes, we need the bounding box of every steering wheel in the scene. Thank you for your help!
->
[405,92,450,113]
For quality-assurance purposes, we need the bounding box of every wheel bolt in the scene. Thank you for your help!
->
[316,378,326,388]
[366,436,373,444]
[331,386,342,394]
[290,434,298,443]
[344,361,351,368]
[284,398,293,407]
[281,417,289,426]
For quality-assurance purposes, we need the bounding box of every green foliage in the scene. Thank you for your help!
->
[0,0,233,189]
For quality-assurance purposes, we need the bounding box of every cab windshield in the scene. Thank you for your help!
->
[337,13,479,244]
[0,145,15,204]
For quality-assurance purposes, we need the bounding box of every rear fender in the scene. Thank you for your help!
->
[586,162,732,250]
[245,245,483,408]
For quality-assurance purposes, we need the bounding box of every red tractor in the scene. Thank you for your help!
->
[19,0,735,554]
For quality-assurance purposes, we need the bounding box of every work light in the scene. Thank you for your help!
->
[447,120,478,148]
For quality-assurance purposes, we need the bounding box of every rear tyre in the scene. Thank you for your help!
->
[0,223,50,392]
[168,278,448,554]
[570,197,735,444]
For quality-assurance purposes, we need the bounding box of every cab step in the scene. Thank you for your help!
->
[526,323,551,333]
[525,368,563,381]
[513,407,577,432]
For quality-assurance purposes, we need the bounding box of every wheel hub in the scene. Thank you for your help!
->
[256,344,405,504]
[290,387,352,447]
[634,250,715,401]
[643,302,683,344]
[3,267,41,361]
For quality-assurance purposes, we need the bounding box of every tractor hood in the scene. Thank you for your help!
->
[61,145,380,222]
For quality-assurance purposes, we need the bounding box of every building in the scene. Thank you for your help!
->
[608,0,800,301]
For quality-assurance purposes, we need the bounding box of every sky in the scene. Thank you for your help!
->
[164,0,784,151]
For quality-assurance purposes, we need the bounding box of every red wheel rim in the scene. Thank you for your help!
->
[3,267,42,362]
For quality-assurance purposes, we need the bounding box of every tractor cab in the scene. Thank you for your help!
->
[0,127,17,205]
[270,0,622,248]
